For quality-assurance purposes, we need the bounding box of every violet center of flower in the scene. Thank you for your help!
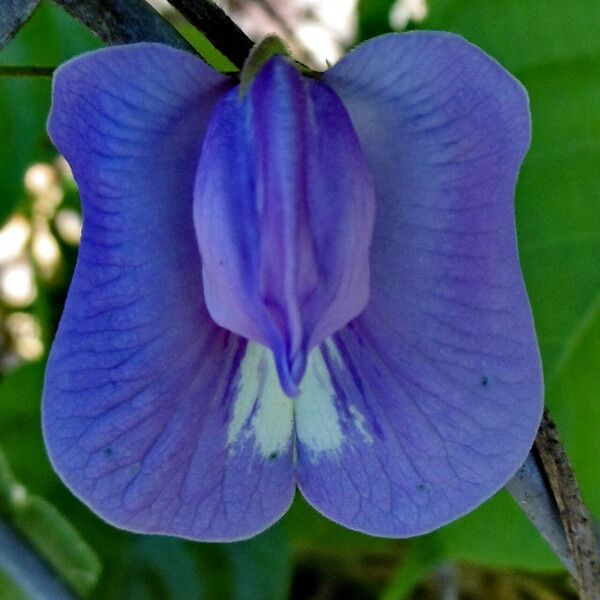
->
[193,56,376,396]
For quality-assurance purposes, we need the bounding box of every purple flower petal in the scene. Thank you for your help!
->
[292,32,543,536]
[194,57,375,396]
[43,44,295,541]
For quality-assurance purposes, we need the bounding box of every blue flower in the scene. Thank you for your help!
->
[43,32,543,541]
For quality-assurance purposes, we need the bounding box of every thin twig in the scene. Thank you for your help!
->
[51,0,193,50]
[0,65,55,77]
[165,0,253,69]
[0,519,77,600]
[535,408,600,599]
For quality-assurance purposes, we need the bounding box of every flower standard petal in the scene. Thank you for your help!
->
[291,32,543,537]
[193,56,376,396]
[44,43,296,541]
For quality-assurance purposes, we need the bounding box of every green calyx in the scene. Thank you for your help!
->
[239,35,292,96]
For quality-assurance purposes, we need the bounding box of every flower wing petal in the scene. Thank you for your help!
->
[294,32,543,536]
[44,44,295,541]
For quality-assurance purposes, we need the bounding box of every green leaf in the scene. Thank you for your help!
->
[516,58,600,377]
[424,0,600,73]
[193,545,233,600]
[0,0,99,225]
[437,492,560,571]
[226,525,292,600]
[283,495,394,554]
[0,518,78,600]
[0,448,101,597]
[0,361,55,493]
[380,536,443,600]
[356,0,395,41]
[11,498,101,597]
[118,538,203,600]
[109,526,291,600]
[0,568,29,600]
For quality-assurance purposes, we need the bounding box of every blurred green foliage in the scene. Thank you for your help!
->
[0,0,599,598]
[357,0,395,39]
[0,448,101,596]
[0,2,99,224]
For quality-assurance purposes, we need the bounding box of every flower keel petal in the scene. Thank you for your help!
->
[194,57,375,395]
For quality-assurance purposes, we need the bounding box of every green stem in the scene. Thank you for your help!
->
[0,65,54,77]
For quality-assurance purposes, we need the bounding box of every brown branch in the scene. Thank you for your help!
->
[51,0,193,50]
[534,408,600,599]
[1,0,40,50]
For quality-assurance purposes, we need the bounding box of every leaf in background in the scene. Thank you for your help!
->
[0,0,99,225]
[118,538,203,600]
[0,569,29,600]
[284,497,403,600]
[425,0,600,73]
[517,58,600,378]
[381,494,561,600]
[109,525,291,600]
[437,492,560,571]
[0,519,76,600]
[380,536,443,600]
[0,0,39,49]
[226,525,292,600]
[0,448,101,597]
[283,495,395,554]
[0,361,55,493]
[191,545,236,600]
[356,0,395,40]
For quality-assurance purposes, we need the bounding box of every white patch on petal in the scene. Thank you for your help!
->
[227,346,261,447]
[322,340,373,445]
[323,338,344,365]
[228,342,293,458]
[348,404,374,445]
[252,360,295,459]
[294,347,344,459]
